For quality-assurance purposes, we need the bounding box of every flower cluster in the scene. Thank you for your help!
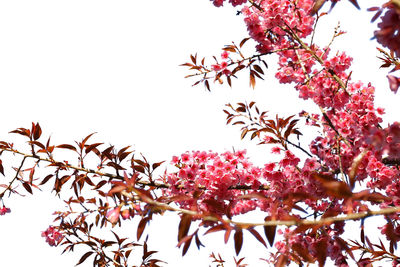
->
[166,150,266,216]
[0,206,10,215]
[211,0,247,7]
[211,51,231,76]
[41,226,64,247]
[241,0,315,53]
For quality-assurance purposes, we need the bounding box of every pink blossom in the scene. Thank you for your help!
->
[42,226,63,247]
[221,51,229,59]
[106,206,121,224]
[271,146,281,154]
[0,206,10,215]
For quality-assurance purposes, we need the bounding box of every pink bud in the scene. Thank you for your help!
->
[120,209,131,220]
[106,206,121,224]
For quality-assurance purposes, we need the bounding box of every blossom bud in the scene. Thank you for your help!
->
[120,209,131,220]
[106,206,121,224]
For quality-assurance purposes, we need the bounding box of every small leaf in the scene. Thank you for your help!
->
[178,214,192,242]
[137,217,148,241]
[57,144,77,151]
[76,251,94,266]
[234,229,243,255]
[22,182,33,194]
[253,64,264,74]
[264,216,276,246]
[249,73,256,88]
[0,159,4,176]
[32,123,42,140]
[239,37,250,48]
[248,228,267,248]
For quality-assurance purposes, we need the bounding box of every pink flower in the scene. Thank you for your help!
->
[221,51,229,59]
[271,146,281,154]
[220,61,228,69]
[41,226,63,247]
[0,206,10,215]
[212,64,222,71]
[106,206,121,224]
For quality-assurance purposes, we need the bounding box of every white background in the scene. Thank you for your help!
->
[0,0,397,266]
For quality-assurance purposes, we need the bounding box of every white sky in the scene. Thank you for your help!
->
[0,0,397,266]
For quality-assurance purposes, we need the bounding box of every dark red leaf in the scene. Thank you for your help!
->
[264,217,276,246]
[248,228,267,248]
[137,217,148,241]
[32,123,42,140]
[22,182,33,194]
[0,159,4,176]
[181,235,193,256]
[76,251,94,265]
[239,37,250,48]
[178,214,192,242]
[315,238,327,267]
[57,144,77,151]
[85,143,103,154]
[234,229,243,255]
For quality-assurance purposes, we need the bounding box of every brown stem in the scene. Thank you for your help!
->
[0,156,27,199]
[130,190,400,228]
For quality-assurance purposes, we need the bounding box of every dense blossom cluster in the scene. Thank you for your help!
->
[180,0,400,265]
[241,0,315,53]
[1,0,400,266]
[166,150,263,216]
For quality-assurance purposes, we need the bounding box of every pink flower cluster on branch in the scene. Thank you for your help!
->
[1,0,400,266]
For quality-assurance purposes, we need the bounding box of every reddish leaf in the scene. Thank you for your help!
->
[249,73,256,88]
[224,227,232,244]
[32,123,42,140]
[178,214,192,242]
[85,143,103,154]
[253,64,264,75]
[292,242,314,262]
[239,37,250,48]
[234,229,243,255]
[276,254,288,267]
[107,162,126,171]
[29,167,35,184]
[315,238,327,267]
[57,144,77,151]
[137,217,148,241]
[76,251,94,266]
[152,161,165,170]
[347,0,360,9]
[312,173,352,198]
[179,234,193,256]
[248,228,267,248]
[204,224,226,235]
[0,159,4,176]
[264,217,276,246]
[22,182,33,194]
